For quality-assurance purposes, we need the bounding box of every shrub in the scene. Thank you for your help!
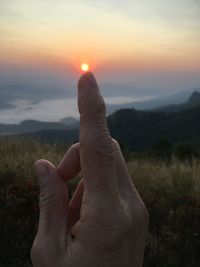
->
[0,137,200,266]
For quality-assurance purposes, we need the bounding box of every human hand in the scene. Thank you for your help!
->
[31,72,149,267]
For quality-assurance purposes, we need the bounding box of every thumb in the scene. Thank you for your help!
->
[35,159,68,241]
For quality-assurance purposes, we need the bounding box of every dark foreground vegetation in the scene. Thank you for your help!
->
[0,138,200,267]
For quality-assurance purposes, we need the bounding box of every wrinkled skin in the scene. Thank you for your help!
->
[31,72,149,267]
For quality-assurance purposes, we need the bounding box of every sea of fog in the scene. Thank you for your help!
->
[0,96,148,124]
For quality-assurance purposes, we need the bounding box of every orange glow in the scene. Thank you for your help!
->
[81,63,90,72]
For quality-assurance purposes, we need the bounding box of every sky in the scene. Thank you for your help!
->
[0,0,200,122]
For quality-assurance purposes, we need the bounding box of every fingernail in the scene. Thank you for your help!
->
[88,73,97,87]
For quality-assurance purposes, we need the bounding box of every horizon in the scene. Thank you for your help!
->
[0,0,200,123]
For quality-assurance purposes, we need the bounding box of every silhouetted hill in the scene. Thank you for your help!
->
[0,120,71,135]
[107,106,200,151]
[188,91,200,105]
[152,91,200,112]
[24,128,79,144]
[107,88,200,114]
[6,105,200,152]
[1,93,200,152]
[60,117,79,126]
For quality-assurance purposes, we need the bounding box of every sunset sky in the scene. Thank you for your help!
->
[0,0,200,122]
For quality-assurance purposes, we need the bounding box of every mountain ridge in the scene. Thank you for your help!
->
[151,90,200,112]
[106,87,200,114]
[1,91,200,152]
[2,103,200,152]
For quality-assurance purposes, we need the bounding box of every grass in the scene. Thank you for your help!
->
[0,137,200,267]
[128,158,200,198]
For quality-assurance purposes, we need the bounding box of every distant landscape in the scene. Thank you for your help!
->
[1,0,200,266]
[1,90,200,160]
[1,88,200,266]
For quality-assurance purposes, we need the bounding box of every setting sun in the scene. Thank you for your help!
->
[81,63,90,72]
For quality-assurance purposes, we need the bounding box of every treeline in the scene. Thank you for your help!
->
[108,106,200,159]
[120,138,200,162]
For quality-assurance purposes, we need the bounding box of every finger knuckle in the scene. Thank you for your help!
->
[94,94,106,114]
[133,201,149,227]
[79,93,106,116]
[70,143,80,153]
[39,193,56,208]
[112,138,120,148]
[31,239,43,263]
[81,127,114,162]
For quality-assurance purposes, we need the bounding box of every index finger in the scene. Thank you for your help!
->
[78,72,118,196]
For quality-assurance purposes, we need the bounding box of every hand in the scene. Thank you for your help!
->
[31,72,149,267]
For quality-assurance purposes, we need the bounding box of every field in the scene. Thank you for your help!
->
[0,137,200,266]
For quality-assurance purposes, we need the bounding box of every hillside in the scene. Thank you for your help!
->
[23,128,79,144]
[107,106,200,151]
[0,119,75,135]
[1,92,200,152]
[107,88,200,113]
[11,105,200,153]
[152,91,200,112]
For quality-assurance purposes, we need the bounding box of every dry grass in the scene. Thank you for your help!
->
[0,137,200,266]
[128,158,200,198]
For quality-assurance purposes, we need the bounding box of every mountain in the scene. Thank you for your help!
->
[106,87,200,114]
[152,90,200,112]
[23,128,79,144]
[1,91,200,152]
[60,117,79,126]
[3,105,199,152]
[0,120,71,135]
[107,106,200,151]
[0,117,80,135]
[188,91,200,105]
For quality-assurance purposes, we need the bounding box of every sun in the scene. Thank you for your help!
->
[81,63,90,72]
